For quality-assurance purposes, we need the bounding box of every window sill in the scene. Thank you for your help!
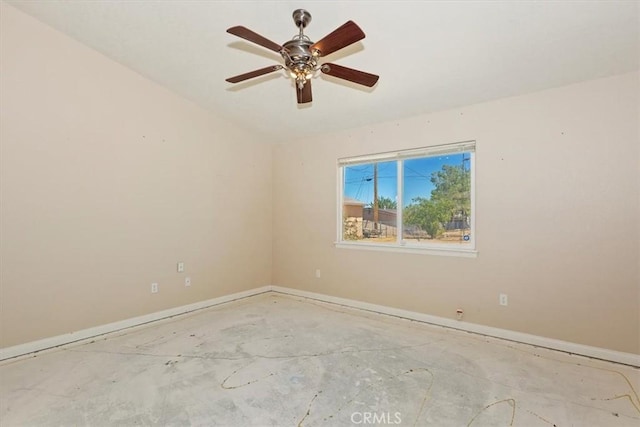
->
[334,241,478,258]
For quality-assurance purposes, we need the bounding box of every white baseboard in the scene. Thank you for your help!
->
[0,286,271,361]
[3,285,638,367]
[271,286,640,368]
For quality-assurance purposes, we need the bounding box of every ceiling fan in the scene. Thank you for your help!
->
[225,9,379,104]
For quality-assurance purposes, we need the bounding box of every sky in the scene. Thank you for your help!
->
[343,154,469,207]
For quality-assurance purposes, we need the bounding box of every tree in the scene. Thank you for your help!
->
[430,164,471,217]
[366,196,397,209]
[404,197,453,238]
[403,164,470,238]
[376,196,397,209]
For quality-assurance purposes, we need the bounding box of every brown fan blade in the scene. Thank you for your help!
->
[321,63,379,87]
[227,26,283,53]
[310,21,365,57]
[226,65,283,83]
[296,80,312,104]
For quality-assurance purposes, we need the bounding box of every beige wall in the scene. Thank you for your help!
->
[0,4,272,347]
[273,72,640,354]
[2,3,638,356]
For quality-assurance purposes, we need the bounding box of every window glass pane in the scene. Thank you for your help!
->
[343,161,397,243]
[402,153,472,245]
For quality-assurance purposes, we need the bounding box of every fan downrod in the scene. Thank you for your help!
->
[292,9,311,29]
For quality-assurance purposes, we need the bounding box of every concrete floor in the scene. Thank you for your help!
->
[1,293,638,426]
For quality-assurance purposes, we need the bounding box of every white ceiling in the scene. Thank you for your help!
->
[7,1,639,142]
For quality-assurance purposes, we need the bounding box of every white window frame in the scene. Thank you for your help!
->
[336,141,477,258]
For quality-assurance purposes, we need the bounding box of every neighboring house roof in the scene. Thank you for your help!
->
[343,197,365,206]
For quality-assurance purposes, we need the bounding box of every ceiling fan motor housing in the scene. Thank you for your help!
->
[282,39,317,76]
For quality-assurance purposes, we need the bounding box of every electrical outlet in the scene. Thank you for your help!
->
[499,293,508,306]
[177,262,184,273]
[185,277,191,287]
[151,282,158,293]
[315,269,321,278]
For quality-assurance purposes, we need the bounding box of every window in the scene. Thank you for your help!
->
[337,141,476,256]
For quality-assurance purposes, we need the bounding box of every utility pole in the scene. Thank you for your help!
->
[373,163,379,230]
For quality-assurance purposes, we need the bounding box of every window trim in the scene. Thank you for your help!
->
[335,141,477,257]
